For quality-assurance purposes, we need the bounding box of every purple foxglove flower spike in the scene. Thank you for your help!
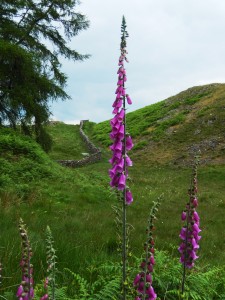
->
[180,157,201,295]
[17,219,34,300]
[109,17,134,299]
[133,200,160,300]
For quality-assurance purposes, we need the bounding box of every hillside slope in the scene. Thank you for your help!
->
[0,115,225,290]
[85,83,225,165]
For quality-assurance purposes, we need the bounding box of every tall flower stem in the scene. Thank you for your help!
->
[17,218,34,300]
[122,194,127,299]
[122,31,127,298]
[109,16,134,300]
[133,199,160,300]
[179,156,201,295]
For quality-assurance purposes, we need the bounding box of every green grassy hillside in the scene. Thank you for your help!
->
[85,83,225,165]
[0,84,225,296]
[47,122,88,160]
[0,125,115,290]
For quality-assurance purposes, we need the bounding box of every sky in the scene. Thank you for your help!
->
[51,0,225,124]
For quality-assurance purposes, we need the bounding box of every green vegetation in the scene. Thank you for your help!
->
[0,84,225,298]
[133,140,148,150]
[47,123,88,160]
[184,92,209,105]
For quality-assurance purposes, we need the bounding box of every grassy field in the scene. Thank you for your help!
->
[0,85,225,297]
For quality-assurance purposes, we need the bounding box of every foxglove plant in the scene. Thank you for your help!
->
[109,16,134,299]
[17,218,34,300]
[179,157,201,294]
[133,200,160,300]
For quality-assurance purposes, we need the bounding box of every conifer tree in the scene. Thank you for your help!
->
[0,0,89,150]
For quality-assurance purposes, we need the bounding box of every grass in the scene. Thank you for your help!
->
[47,123,88,160]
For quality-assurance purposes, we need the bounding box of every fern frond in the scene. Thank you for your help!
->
[90,276,121,300]
[64,268,90,298]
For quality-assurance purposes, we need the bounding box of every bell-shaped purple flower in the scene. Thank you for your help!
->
[126,94,132,104]
[16,285,23,297]
[193,230,201,241]
[146,286,157,300]
[125,190,133,205]
[126,135,134,150]
[137,281,144,293]
[118,173,126,190]
[117,124,125,140]
[125,154,133,166]
[114,140,123,151]
[192,223,201,234]
[133,273,141,286]
[191,238,199,250]
[186,261,195,269]
[193,211,200,222]
[178,242,186,254]
[110,114,118,125]
[146,273,152,284]
[181,211,186,221]
[117,108,125,122]
[179,227,187,240]
[192,197,198,207]
[113,150,122,162]
[117,66,124,74]
[112,107,119,115]
[149,255,155,265]
[118,60,124,66]
[110,174,119,188]
[190,250,199,261]
[147,263,154,273]
[109,164,117,178]
[112,121,120,134]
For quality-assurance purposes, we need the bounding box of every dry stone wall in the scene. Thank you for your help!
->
[57,121,101,168]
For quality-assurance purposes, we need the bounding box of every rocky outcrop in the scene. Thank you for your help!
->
[57,121,101,168]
